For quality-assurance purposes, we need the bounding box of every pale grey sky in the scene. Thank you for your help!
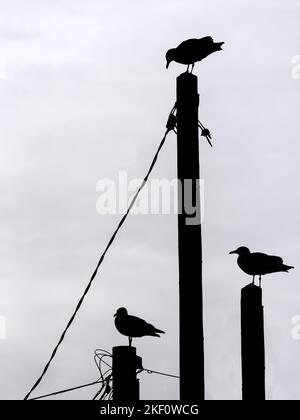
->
[0,0,300,400]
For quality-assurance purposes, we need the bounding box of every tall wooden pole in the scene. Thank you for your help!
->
[241,284,266,400]
[177,72,204,400]
[112,346,140,401]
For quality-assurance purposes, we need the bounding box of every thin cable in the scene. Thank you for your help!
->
[24,116,174,400]
[95,356,112,369]
[93,374,112,401]
[94,350,112,382]
[143,368,180,379]
[94,348,112,356]
[28,379,105,400]
[92,383,106,401]
[105,388,113,400]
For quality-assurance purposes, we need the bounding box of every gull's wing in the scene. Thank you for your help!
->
[176,38,199,51]
[251,252,283,273]
[197,36,214,44]
[127,315,164,337]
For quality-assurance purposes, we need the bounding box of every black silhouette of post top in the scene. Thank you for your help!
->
[177,72,204,401]
[241,284,265,400]
[112,346,140,401]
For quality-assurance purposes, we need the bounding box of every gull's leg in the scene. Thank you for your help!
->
[129,337,132,347]
[259,276,262,288]
[191,63,195,73]
[252,275,255,285]
[186,64,190,73]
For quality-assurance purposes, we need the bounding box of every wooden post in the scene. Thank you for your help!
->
[241,284,266,400]
[177,72,204,401]
[112,346,140,401]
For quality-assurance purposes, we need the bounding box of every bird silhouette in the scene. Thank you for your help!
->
[114,307,165,347]
[230,246,294,287]
[166,36,224,73]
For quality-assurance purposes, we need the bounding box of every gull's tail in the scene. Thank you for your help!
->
[282,264,294,272]
[152,328,165,337]
[215,42,225,50]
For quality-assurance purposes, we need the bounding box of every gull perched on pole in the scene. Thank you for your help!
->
[166,36,224,73]
[229,246,294,287]
[114,308,165,347]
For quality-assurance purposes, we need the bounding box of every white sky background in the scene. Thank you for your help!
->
[0,0,299,400]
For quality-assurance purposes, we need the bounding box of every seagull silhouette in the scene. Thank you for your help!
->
[166,36,224,73]
[114,308,165,347]
[229,246,294,287]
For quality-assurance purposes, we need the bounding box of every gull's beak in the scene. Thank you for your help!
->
[113,313,117,317]
[166,61,170,69]
[229,250,237,255]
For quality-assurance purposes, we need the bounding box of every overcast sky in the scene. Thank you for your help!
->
[0,0,300,400]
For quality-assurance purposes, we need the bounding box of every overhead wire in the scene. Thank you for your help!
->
[28,379,105,400]
[30,349,113,400]
[142,368,180,379]
[24,105,177,400]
